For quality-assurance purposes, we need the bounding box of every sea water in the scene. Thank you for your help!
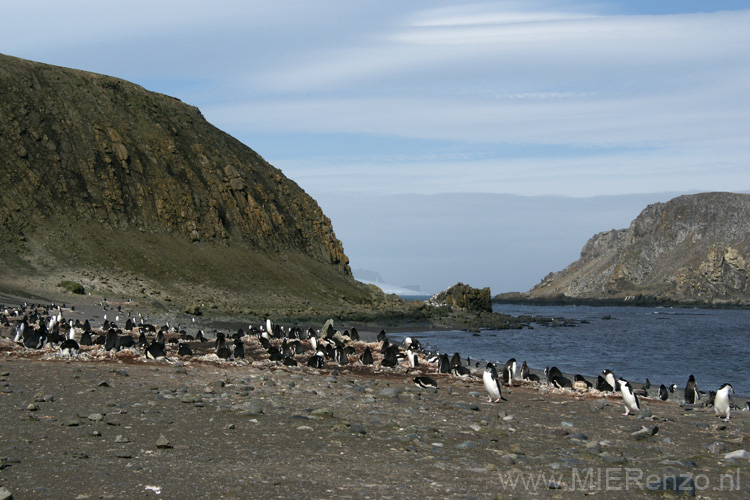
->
[390,304,750,397]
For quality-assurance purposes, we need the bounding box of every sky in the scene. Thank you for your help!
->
[3,1,750,294]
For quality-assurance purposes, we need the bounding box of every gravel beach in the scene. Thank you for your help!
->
[1,298,750,499]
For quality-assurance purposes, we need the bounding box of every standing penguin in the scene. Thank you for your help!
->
[233,338,245,359]
[503,358,517,386]
[438,353,451,374]
[713,383,734,420]
[658,384,669,401]
[406,346,419,369]
[483,363,507,403]
[600,370,618,392]
[684,374,700,404]
[618,377,641,416]
[360,346,374,365]
[520,361,530,380]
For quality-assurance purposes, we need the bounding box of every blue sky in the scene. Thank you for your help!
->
[3,1,750,293]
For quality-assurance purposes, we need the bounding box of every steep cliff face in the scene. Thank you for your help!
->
[523,192,750,306]
[0,54,370,312]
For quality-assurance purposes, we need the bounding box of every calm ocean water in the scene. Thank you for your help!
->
[391,304,750,397]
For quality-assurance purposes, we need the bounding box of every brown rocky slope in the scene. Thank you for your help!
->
[0,53,383,317]
[500,192,750,307]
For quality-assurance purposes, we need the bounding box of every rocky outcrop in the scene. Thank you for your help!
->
[0,53,373,313]
[429,283,492,312]
[508,192,750,307]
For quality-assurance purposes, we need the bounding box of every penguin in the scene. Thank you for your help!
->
[618,377,641,416]
[104,329,120,352]
[658,384,669,401]
[282,356,298,366]
[59,329,79,357]
[215,334,232,360]
[450,352,461,368]
[177,342,193,357]
[145,341,167,360]
[334,345,348,365]
[377,330,387,342]
[360,346,374,365]
[601,370,618,392]
[684,374,700,404]
[520,361,530,380]
[267,346,283,362]
[544,366,563,386]
[196,330,207,342]
[23,327,47,350]
[644,379,651,390]
[502,358,517,386]
[438,354,451,374]
[745,401,750,412]
[233,339,245,359]
[137,331,148,348]
[79,330,93,346]
[451,365,472,378]
[406,346,419,368]
[573,374,592,391]
[714,383,734,420]
[307,350,325,368]
[668,384,677,393]
[154,330,166,348]
[381,345,399,367]
[414,376,438,389]
[483,363,507,403]
[118,335,136,349]
[552,374,573,389]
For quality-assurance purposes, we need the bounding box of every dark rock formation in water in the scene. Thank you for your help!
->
[430,283,492,312]
[500,192,750,307]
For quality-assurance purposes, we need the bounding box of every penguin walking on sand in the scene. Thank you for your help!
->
[503,358,517,386]
[714,383,734,420]
[684,374,700,404]
[618,377,641,416]
[483,363,507,403]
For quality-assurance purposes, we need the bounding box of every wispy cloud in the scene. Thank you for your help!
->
[3,1,749,199]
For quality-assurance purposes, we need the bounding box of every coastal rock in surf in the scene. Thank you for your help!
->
[428,283,492,313]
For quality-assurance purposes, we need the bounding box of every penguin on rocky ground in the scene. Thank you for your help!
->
[414,376,438,389]
[618,377,641,416]
[684,374,700,404]
[483,363,507,403]
[713,383,734,420]
[658,384,669,401]
[503,358,517,386]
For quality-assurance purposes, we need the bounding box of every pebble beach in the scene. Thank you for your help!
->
[1,296,749,499]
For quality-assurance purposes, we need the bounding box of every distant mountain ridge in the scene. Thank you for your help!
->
[502,192,750,307]
[0,53,377,315]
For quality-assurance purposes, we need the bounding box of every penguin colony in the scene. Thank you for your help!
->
[0,301,742,421]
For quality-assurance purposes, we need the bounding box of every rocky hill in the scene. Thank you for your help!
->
[0,53,380,318]
[500,192,750,307]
